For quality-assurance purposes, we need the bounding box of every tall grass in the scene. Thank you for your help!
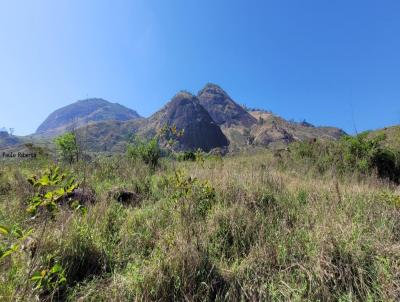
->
[0,148,399,301]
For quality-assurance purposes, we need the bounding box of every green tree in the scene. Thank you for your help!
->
[54,132,79,164]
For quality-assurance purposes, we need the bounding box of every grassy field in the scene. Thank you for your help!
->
[1,143,400,301]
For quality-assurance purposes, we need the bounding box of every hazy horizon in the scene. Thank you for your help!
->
[1,0,399,135]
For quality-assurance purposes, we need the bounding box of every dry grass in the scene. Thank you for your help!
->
[1,150,399,301]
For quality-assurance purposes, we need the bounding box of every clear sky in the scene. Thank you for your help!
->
[0,0,399,135]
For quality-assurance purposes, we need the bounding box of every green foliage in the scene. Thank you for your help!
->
[127,136,161,169]
[54,132,79,164]
[168,170,216,218]
[0,224,32,261]
[290,133,400,182]
[127,125,186,169]
[27,166,79,216]
[31,263,66,293]
[341,133,385,173]
[177,149,205,164]
[379,191,400,208]
[70,200,87,215]
[177,151,196,161]
[158,124,184,150]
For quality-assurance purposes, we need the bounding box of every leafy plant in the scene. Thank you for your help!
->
[54,132,79,164]
[0,224,32,261]
[31,263,66,293]
[169,170,215,218]
[27,166,79,216]
[158,124,184,150]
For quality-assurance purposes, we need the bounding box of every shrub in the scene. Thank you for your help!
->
[54,132,79,164]
[177,151,196,162]
[168,171,216,219]
[290,133,400,182]
[371,148,400,182]
[30,262,67,299]
[126,136,161,169]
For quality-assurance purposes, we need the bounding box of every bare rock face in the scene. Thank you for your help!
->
[197,83,257,128]
[145,91,229,152]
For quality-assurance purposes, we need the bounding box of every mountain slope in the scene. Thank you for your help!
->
[75,119,146,152]
[196,83,345,150]
[36,98,141,136]
[368,125,400,150]
[248,111,345,149]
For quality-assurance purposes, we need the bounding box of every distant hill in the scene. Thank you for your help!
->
[36,98,141,136]
[0,131,22,149]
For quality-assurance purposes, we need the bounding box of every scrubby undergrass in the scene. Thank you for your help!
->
[1,148,399,301]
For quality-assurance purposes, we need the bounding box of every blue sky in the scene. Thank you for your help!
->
[0,0,399,135]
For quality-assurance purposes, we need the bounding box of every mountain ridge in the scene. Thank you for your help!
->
[1,84,349,153]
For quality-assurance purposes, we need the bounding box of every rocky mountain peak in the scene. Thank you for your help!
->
[197,83,257,128]
[146,92,229,152]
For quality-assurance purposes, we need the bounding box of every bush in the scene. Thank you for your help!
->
[126,136,161,169]
[168,171,216,219]
[54,132,79,164]
[371,148,400,182]
[177,151,196,162]
[290,133,400,182]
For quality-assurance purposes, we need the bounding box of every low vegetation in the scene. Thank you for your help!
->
[289,132,400,183]
[1,132,399,301]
